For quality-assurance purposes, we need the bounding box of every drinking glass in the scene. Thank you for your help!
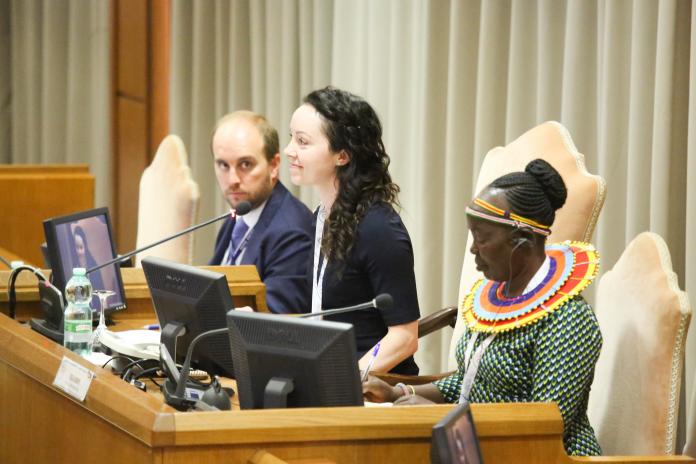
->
[90,289,114,352]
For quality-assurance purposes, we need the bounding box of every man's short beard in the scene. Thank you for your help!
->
[232,177,276,210]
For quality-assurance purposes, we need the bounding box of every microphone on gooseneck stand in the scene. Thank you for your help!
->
[159,293,393,410]
[86,201,252,275]
[299,293,394,319]
[160,327,232,411]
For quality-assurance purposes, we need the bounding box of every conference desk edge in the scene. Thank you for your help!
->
[0,264,269,317]
[1,266,693,463]
[1,314,693,463]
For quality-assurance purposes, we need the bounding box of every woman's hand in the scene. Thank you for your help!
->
[393,394,435,406]
[362,376,400,403]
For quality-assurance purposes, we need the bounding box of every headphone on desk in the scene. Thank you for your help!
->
[7,264,63,319]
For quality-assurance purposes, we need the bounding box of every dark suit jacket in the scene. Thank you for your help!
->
[210,182,313,314]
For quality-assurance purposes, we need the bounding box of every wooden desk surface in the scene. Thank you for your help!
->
[0,312,693,464]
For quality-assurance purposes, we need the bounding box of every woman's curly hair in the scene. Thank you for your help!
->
[303,86,400,270]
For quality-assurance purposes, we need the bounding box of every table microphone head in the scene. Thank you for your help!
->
[374,293,393,311]
[235,201,252,216]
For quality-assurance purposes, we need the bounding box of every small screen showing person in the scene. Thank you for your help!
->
[54,215,124,311]
[446,411,481,464]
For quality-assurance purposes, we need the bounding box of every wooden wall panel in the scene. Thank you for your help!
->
[115,99,148,252]
[150,0,170,158]
[116,0,147,100]
[112,0,170,254]
[0,165,94,265]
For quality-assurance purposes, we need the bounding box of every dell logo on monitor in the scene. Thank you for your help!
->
[266,326,301,346]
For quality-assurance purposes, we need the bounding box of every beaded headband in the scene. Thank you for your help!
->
[465,198,551,236]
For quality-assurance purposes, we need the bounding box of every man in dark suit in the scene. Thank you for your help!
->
[209,111,313,314]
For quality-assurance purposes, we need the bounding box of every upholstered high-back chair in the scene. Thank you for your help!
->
[588,232,691,455]
[447,121,606,367]
[685,384,696,457]
[135,135,200,266]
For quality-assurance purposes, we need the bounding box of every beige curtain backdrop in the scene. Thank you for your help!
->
[172,0,696,441]
[0,0,111,207]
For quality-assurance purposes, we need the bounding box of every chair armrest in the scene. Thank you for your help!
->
[418,306,458,338]
[373,371,456,386]
[368,307,458,387]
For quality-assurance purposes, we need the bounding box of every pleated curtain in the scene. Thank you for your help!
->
[171,2,696,444]
[2,0,696,451]
[0,0,111,207]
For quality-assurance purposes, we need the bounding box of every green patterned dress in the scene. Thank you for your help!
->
[435,295,602,456]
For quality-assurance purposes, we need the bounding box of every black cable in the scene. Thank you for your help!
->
[132,366,164,387]
[7,265,49,319]
[117,357,154,375]
[0,254,11,268]
[101,355,136,369]
[119,358,159,381]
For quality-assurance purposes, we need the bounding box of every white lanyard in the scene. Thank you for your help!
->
[456,257,548,403]
[311,206,328,314]
[458,331,496,403]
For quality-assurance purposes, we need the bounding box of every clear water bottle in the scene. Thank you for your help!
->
[63,268,93,356]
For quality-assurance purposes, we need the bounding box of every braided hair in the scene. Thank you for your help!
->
[303,86,400,269]
[489,158,567,228]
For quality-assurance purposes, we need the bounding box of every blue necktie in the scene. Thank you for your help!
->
[227,217,249,264]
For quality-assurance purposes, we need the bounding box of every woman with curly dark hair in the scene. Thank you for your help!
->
[284,87,420,375]
[71,225,105,291]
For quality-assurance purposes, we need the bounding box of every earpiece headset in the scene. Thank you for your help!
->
[504,225,536,298]
[510,224,535,248]
[513,236,530,246]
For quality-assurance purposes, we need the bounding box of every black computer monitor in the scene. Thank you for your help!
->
[226,310,364,409]
[142,256,235,378]
[431,401,483,464]
[43,207,127,314]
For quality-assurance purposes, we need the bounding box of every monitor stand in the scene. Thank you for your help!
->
[263,377,295,408]
[160,321,186,362]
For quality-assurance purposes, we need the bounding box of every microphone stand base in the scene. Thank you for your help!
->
[162,378,205,411]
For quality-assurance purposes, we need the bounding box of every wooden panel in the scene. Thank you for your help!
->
[112,0,171,256]
[0,362,161,464]
[150,0,171,158]
[0,310,693,464]
[116,97,149,253]
[116,0,148,100]
[0,164,94,265]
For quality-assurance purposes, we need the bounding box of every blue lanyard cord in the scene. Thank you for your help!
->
[230,232,252,263]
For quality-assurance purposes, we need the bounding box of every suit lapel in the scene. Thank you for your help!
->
[240,183,287,265]
[210,216,234,265]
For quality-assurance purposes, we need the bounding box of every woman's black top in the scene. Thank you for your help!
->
[310,203,420,375]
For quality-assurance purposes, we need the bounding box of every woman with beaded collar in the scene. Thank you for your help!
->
[363,159,603,456]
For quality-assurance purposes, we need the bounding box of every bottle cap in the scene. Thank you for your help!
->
[72,267,87,276]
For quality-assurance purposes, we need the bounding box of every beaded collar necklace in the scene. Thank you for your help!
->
[461,241,600,333]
